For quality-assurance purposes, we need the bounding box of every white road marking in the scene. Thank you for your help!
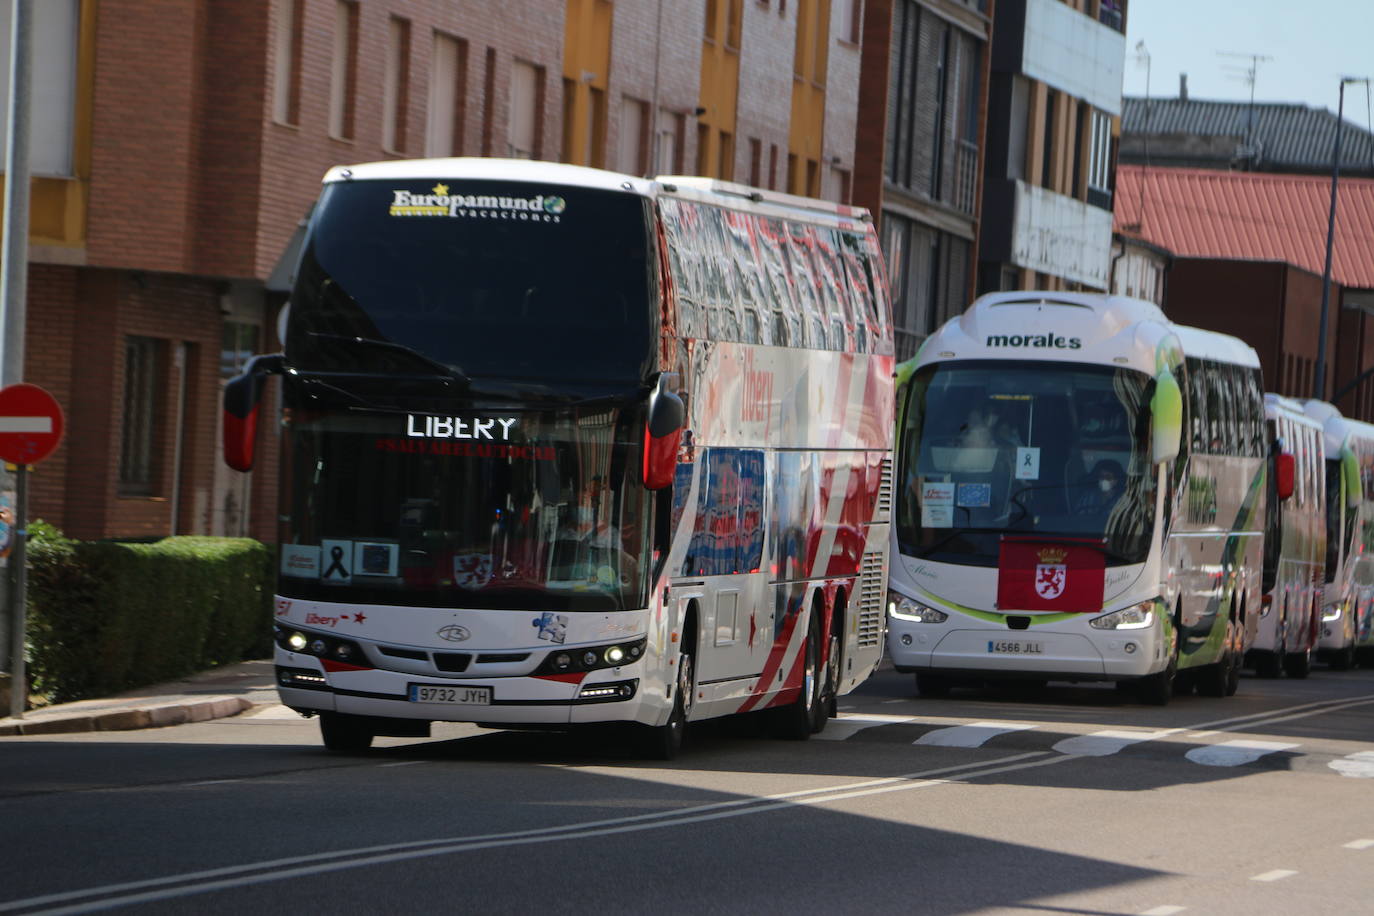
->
[378,761,429,768]
[1053,729,1175,757]
[1185,740,1300,767]
[245,705,303,720]
[1329,751,1374,779]
[915,721,1036,748]
[1251,870,1297,882]
[814,714,919,741]
[1139,906,1186,916]
[184,779,244,787]
[1343,839,1374,849]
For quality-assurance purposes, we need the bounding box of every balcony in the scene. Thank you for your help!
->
[1009,181,1113,289]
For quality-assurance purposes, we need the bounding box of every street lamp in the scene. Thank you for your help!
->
[1314,76,1372,401]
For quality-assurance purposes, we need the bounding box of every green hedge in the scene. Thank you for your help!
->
[26,522,274,703]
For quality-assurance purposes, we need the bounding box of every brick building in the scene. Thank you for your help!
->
[13,0,866,542]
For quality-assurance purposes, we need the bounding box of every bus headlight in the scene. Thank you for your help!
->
[1322,604,1343,622]
[534,636,647,675]
[1090,601,1156,630]
[888,593,948,623]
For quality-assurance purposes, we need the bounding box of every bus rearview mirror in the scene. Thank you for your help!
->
[1150,368,1183,465]
[643,379,684,490]
[222,353,284,472]
[1275,452,1295,501]
[1342,446,1361,510]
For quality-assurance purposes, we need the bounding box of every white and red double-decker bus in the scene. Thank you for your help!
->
[225,158,894,757]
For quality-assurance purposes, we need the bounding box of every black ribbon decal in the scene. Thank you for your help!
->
[324,545,348,580]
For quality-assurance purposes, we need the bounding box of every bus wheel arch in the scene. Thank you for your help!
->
[641,601,697,760]
[770,592,824,739]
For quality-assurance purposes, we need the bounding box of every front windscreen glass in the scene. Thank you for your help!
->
[897,360,1156,567]
[288,179,657,386]
[277,403,651,611]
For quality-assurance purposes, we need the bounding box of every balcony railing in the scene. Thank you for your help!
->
[952,140,978,215]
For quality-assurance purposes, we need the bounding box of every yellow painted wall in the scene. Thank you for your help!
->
[562,0,612,168]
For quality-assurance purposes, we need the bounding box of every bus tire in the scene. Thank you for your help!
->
[1330,644,1355,671]
[1136,616,1179,706]
[771,611,820,740]
[1254,650,1282,679]
[915,674,952,698]
[1283,647,1311,679]
[320,713,374,752]
[817,598,843,730]
[643,639,694,760]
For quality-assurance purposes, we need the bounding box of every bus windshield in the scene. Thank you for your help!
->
[277,403,651,612]
[897,360,1156,567]
[287,179,657,387]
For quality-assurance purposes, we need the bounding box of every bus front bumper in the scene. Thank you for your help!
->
[886,614,1168,681]
[274,656,671,728]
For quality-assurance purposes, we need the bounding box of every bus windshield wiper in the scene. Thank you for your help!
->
[306,332,470,385]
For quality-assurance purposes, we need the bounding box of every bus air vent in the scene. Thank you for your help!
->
[378,645,428,661]
[477,653,531,664]
[433,652,474,673]
[876,457,894,519]
[857,551,886,648]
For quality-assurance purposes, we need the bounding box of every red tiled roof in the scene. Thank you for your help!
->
[1114,165,1374,289]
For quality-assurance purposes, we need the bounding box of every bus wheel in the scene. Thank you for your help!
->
[771,613,820,740]
[1283,647,1311,679]
[319,713,375,752]
[1254,650,1282,679]
[1330,644,1355,671]
[1136,621,1178,706]
[643,646,693,760]
[816,618,841,731]
[915,674,952,698]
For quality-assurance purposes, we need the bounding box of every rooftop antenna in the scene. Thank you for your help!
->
[1126,40,1151,232]
[1218,51,1272,165]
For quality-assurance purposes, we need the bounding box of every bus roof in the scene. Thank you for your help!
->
[321,157,657,196]
[1265,393,1324,428]
[1303,399,1374,453]
[1172,325,1262,369]
[657,175,873,224]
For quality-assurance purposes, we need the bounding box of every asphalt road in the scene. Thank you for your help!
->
[2,665,1373,916]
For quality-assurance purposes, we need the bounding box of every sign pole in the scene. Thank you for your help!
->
[7,464,24,718]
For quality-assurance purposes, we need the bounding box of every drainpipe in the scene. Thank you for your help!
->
[169,342,189,535]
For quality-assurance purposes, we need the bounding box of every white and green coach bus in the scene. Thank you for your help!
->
[888,292,1264,704]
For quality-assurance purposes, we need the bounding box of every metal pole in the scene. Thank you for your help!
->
[0,0,32,693]
[1314,80,1352,400]
[1,0,31,388]
[8,464,25,717]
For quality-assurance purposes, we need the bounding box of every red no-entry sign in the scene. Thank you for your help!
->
[0,383,65,465]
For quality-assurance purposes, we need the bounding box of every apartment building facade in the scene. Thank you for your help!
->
[976,0,1126,294]
[854,0,993,361]
[13,0,866,542]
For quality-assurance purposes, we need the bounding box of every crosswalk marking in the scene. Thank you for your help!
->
[1329,751,1374,778]
[1139,906,1186,915]
[1343,839,1374,849]
[1052,729,1175,757]
[814,714,920,741]
[1251,869,1297,882]
[915,721,1037,748]
[1185,740,1300,767]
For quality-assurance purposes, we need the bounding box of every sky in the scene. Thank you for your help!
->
[1122,0,1374,127]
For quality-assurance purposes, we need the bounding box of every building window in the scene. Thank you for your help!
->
[618,96,649,176]
[0,0,78,176]
[929,23,950,200]
[329,0,359,140]
[120,336,160,495]
[509,60,541,159]
[749,137,762,186]
[271,0,303,125]
[382,16,411,153]
[768,143,778,189]
[426,32,468,157]
[838,0,862,43]
[1087,108,1113,208]
[1040,88,1056,189]
[657,109,683,174]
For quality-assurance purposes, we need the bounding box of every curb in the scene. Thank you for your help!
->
[0,696,256,737]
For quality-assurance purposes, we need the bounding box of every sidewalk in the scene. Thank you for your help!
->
[0,659,280,737]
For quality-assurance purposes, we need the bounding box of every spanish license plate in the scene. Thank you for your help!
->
[408,684,492,705]
[987,640,1044,655]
